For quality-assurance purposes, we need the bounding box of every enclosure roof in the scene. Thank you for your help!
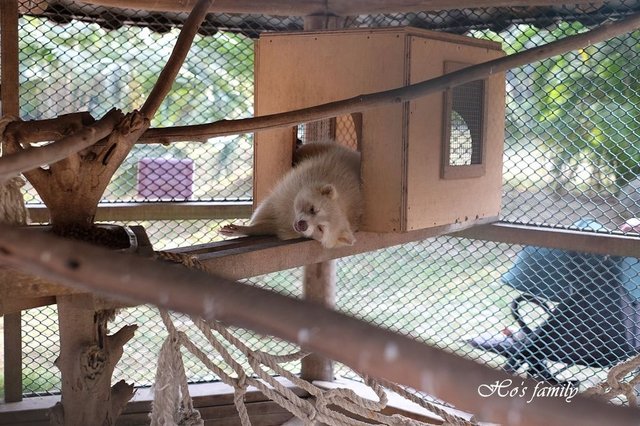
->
[27,1,640,37]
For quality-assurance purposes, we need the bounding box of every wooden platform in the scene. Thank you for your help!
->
[0,379,304,426]
[0,377,481,425]
[5,218,640,314]
[168,218,497,280]
[0,217,495,314]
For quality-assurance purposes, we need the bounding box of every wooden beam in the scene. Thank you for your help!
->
[26,201,252,223]
[141,11,640,143]
[1,0,23,404]
[0,378,308,425]
[0,223,638,426]
[6,219,639,304]
[452,222,640,258]
[79,0,604,16]
[300,261,336,382]
[0,295,132,316]
[3,313,22,403]
[0,225,153,311]
[171,216,497,279]
[0,376,467,425]
[0,0,19,117]
[1,296,56,315]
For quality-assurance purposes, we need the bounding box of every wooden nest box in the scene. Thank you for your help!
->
[255,27,505,233]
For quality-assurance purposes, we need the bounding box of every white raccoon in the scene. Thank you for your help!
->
[221,142,362,249]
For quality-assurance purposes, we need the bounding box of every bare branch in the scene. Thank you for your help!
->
[0,109,124,181]
[0,223,637,426]
[140,0,216,119]
[3,112,95,146]
[109,380,136,420]
[107,324,138,353]
[140,11,640,143]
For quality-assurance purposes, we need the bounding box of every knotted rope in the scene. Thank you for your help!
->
[584,353,640,405]
[0,115,28,226]
[0,176,28,225]
[151,250,476,426]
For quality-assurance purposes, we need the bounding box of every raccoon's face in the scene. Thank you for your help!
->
[293,184,356,249]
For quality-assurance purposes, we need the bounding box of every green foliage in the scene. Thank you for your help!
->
[18,16,255,203]
[22,366,59,394]
[474,24,640,190]
[19,17,254,125]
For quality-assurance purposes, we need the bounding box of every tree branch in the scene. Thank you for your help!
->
[4,112,95,145]
[139,11,640,143]
[0,223,638,426]
[140,0,216,119]
[109,380,136,421]
[0,109,123,181]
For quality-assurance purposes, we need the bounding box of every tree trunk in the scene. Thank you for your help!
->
[50,295,137,426]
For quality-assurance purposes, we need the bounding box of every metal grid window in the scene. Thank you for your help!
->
[4,0,640,410]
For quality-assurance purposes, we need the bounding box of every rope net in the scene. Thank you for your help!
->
[151,251,476,426]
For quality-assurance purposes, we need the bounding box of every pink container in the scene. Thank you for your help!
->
[137,158,194,200]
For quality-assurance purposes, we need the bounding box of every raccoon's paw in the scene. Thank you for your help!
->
[220,223,245,237]
[323,229,356,248]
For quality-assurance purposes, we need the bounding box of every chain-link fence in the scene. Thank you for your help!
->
[5,0,640,410]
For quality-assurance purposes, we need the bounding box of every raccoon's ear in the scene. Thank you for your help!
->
[337,229,356,246]
[319,184,337,199]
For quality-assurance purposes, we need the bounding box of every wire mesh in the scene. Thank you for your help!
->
[6,0,640,411]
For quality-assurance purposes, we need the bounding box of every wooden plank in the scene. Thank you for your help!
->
[453,222,640,258]
[0,401,296,426]
[0,297,56,315]
[406,35,505,231]
[182,217,497,279]
[192,401,294,426]
[27,201,252,223]
[0,378,308,425]
[78,0,605,16]
[82,0,325,15]
[3,313,22,403]
[331,0,606,16]
[263,26,502,50]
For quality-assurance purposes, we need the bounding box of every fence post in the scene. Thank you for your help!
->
[299,13,346,383]
[1,0,23,403]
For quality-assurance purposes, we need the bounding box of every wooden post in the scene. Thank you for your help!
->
[1,0,20,118]
[3,313,22,403]
[301,262,336,381]
[50,295,137,425]
[1,0,23,403]
[299,13,345,383]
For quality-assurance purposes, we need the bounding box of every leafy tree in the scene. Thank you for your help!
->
[18,16,255,202]
[475,23,640,190]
